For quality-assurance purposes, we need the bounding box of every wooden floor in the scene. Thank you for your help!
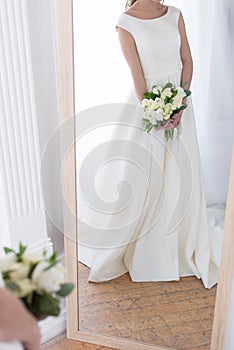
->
[42,332,110,350]
[43,263,217,350]
[78,263,217,350]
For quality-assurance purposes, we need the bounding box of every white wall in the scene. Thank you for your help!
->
[0,0,65,344]
[26,0,64,254]
[73,0,132,112]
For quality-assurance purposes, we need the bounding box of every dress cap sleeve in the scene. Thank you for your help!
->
[169,6,181,24]
[115,14,133,36]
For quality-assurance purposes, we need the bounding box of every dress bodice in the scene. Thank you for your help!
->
[116,6,182,85]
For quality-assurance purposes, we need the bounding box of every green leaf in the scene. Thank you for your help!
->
[147,125,153,132]
[181,81,189,88]
[162,82,173,91]
[184,89,191,97]
[145,91,157,100]
[56,283,74,297]
[26,292,34,305]
[2,271,10,280]
[44,261,58,271]
[43,252,59,271]
[16,242,27,262]
[171,89,178,98]
[143,119,152,132]
[151,85,161,97]
[165,128,174,142]
[179,104,187,111]
[165,96,172,104]
[4,247,15,254]
[5,281,21,292]
[145,123,153,133]
[26,292,61,319]
[19,242,27,255]
[48,252,57,264]
[28,262,38,279]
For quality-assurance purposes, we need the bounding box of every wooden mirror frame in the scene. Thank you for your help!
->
[56,1,234,349]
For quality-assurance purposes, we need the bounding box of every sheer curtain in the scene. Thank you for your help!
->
[166,0,234,206]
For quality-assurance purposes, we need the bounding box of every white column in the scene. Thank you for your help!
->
[0,0,49,250]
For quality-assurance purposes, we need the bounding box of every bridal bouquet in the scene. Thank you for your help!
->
[0,243,74,320]
[142,82,191,141]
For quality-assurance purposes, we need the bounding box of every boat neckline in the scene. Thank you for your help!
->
[123,6,170,21]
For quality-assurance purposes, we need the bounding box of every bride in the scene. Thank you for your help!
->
[78,0,223,288]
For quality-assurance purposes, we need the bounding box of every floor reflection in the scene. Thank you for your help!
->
[78,262,216,350]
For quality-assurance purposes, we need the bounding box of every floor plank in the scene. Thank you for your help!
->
[43,263,216,350]
[42,332,111,350]
[78,263,216,350]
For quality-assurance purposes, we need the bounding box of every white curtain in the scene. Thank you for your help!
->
[166,0,234,206]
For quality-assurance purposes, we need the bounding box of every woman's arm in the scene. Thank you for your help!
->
[0,288,41,350]
[178,12,193,89]
[116,27,146,103]
[168,13,193,129]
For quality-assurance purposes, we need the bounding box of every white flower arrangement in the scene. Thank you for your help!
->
[0,243,74,320]
[142,82,191,141]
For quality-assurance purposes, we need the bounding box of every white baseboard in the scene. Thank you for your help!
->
[0,341,24,350]
[39,307,67,344]
[28,237,53,255]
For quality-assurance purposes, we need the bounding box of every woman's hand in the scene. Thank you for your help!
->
[164,110,183,130]
[0,289,41,350]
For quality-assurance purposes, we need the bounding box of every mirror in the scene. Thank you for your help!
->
[56,0,234,349]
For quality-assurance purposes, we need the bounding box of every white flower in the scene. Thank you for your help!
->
[150,98,163,110]
[32,261,65,293]
[141,98,154,109]
[0,272,5,288]
[176,87,186,98]
[17,278,36,298]
[163,114,171,121]
[149,113,157,125]
[149,109,163,124]
[0,252,16,272]
[152,85,162,94]
[171,103,178,111]
[173,95,183,108]
[141,98,149,108]
[23,251,44,264]
[155,109,164,121]
[143,110,151,120]
[161,88,173,99]
[164,103,174,115]
[9,262,30,282]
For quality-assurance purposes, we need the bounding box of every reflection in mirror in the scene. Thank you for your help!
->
[73,0,234,348]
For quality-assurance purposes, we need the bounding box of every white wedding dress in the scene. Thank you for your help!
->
[77,6,224,289]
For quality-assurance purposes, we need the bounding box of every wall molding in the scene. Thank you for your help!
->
[39,306,67,344]
[0,0,48,248]
[27,237,53,256]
